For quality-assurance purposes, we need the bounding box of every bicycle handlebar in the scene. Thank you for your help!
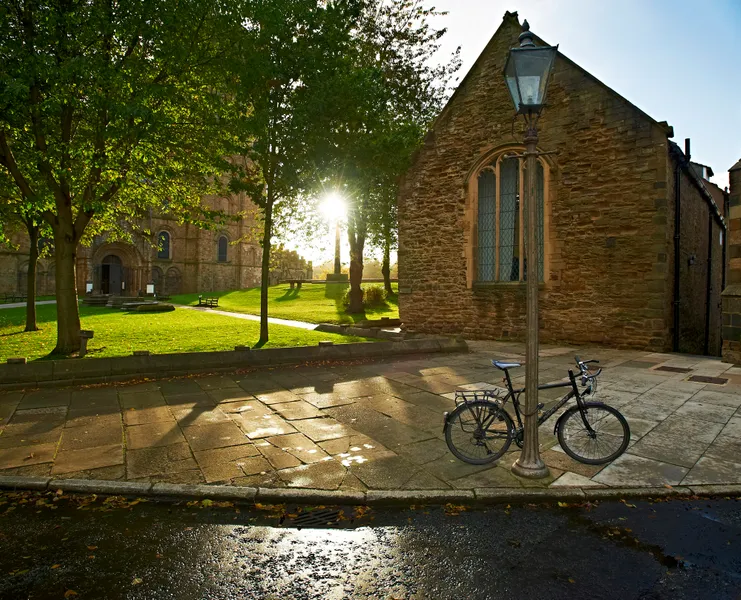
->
[574,356,602,380]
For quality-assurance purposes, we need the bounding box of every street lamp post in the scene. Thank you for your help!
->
[333,220,342,276]
[503,20,558,479]
[322,192,349,283]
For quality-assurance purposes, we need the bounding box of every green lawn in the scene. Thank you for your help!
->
[171,283,399,324]
[0,304,367,362]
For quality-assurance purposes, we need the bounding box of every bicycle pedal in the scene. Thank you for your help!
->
[537,403,544,410]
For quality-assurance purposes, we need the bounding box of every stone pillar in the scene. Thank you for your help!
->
[722,159,741,363]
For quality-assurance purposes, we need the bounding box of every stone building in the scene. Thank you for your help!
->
[398,12,727,355]
[0,192,312,298]
[722,160,741,363]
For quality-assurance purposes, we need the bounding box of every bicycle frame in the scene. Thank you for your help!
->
[499,368,589,433]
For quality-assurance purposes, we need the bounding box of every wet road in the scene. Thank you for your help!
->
[1,491,740,600]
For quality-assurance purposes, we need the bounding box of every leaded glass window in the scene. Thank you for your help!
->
[499,158,520,282]
[475,156,545,283]
[477,170,496,281]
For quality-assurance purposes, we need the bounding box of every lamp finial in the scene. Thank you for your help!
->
[519,19,535,47]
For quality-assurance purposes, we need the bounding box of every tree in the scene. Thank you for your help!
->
[0,0,240,354]
[328,0,460,313]
[367,180,398,296]
[227,0,364,346]
[0,169,52,331]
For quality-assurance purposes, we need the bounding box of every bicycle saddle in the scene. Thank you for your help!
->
[492,360,521,370]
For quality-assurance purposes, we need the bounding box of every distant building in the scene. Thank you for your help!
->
[398,12,727,355]
[0,192,311,297]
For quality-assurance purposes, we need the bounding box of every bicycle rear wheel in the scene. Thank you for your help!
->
[556,402,630,465]
[445,401,514,465]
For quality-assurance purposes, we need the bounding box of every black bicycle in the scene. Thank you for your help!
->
[443,356,630,465]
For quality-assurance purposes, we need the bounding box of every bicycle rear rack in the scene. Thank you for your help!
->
[454,388,502,408]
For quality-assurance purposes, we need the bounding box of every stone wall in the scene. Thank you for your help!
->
[398,13,676,351]
[0,228,57,297]
[722,161,741,363]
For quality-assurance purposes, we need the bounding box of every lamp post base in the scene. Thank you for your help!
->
[511,457,550,479]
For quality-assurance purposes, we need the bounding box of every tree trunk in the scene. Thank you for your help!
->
[52,228,81,355]
[382,236,392,296]
[24,221,39,332]
[257,198,273,347]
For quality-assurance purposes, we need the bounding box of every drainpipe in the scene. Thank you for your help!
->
[672,140,689,352]
[723,189,729,290]
[704,212,713,355]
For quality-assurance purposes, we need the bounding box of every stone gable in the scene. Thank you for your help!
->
[399,12,722,353]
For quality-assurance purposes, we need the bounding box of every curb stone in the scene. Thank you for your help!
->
[151,483,257,501]
[0,476,50,491]
[688,484,741,497]
[582,486,693,501]
[365,489,474,505]
[256,488,366,505]
[50,479,153,496]
[474,488,586,502]
[1,476,741,505]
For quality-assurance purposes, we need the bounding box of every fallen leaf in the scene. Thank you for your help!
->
[201,499,213,508]
[557,502,569,508]
[568,577,576,584]
[51,564,61,569]
[64,591,78,598]
[87,546,97,551]
[132,577,143,585]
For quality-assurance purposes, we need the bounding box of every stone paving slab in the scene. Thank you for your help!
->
[0,341,739,494]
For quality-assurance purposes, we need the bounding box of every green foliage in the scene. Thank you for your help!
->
[0,304,369,362]
[341,284,388,310]
[362,285,387,307]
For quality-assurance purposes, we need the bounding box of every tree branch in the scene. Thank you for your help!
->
[0,131,37,200]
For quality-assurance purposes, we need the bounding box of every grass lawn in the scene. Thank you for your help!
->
[171,283,399,325]
[0,304,368,362]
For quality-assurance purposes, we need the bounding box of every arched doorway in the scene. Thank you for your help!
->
[101,255,123,294]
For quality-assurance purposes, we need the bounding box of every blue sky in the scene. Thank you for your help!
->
[431,0,741,189]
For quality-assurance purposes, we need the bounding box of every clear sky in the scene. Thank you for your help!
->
[430,0,741,189]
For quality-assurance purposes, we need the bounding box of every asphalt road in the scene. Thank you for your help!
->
[1,491,740,600]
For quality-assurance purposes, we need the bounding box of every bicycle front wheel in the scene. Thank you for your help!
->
[557,402,630,465]
[445,401,514,465]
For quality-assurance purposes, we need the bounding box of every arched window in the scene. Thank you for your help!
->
[157,231,170,259]
[474,153,546,283]
[217,235,228,263]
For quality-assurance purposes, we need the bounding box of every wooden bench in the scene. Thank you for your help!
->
[283,279,304,290]
[197,295,219,308]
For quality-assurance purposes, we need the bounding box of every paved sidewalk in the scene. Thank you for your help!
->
[0,300,56,310]
[1,341,740,492]
[176,304,320,330]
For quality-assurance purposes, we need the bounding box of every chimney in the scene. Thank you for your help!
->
[684,138,691,161]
